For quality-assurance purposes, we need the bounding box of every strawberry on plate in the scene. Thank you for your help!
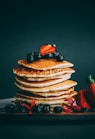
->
[76,90,91,109]
[85,74,95,108]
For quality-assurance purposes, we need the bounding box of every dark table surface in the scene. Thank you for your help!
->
[0,99,95,139]
[0,120,95,139]
[0,111,95,139]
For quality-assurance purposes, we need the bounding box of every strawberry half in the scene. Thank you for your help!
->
[76,90,91,109]
[39,44,56,56]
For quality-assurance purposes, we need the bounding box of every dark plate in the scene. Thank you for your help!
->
[0,112,95,124]
[0,98,95,124]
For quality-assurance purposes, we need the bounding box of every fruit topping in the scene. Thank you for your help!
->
[71,105,81,112]
[20,106,29,113]
[32,104,50,113]
[53,106,63,113]
[26,52,34,63]
[5,103,18,113]
[33,52,42,61]
[56,54,64,62]
[42,104,50,113]
[43,53,54,59]
[76,90,91,109]
[32,104,43,113]
[85,74,95,108]
[52,52,60,57]
[92,108,95,112]
[5,102,29,113]
[26,52,42,63]
[26,44,65,63]
[80,108,91,112]
[39,44,56,56]
[63,105,73,113]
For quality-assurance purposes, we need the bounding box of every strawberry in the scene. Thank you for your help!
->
[85,74,95,108]
[71,105,81,112]
[63,105,73,113]
[76,90,91,109]
[39,44,56,56]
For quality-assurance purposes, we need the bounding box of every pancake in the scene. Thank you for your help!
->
[16,90,77,100]
[15,95,75,105]
[15,80,77,92]
[18,59,74,70]
[24,74,72,81]
[15,74,71,87]
[18,87,74,97]
[13,67,75,78]
[13,44,78,110]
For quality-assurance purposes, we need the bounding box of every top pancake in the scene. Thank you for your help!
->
[18,59,73,70]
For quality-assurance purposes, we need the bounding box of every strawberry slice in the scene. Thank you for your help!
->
[71,105,81,112]
[63,105,73,113]
[39,44,56,56]
[76,90,91,109]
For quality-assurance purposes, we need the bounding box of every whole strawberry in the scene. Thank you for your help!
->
[76,90,91,109]
[85,74,95,108]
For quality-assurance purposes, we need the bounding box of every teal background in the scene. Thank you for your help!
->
[0,1,95,99]
[0,1,95,139]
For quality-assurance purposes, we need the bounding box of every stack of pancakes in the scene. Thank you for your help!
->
[13,58,77,108]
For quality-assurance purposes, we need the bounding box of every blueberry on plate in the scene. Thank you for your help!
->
[15,102,25,113]
[32,105,38,113]
[21,106,29,113]
[5,103,18,113]
[36,105,43,113]
[56,54,65,62]
[32,104,43,113]
[91,108,95,112]
[42,104,50,113]
[53,106,63,113]
[81,108,91,112]
[26,52,35,63]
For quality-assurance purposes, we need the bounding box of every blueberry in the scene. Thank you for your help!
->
[43,53,53,59]
[5,103,18,113]
[32,104,43,113]
[21,106,29,113]
[92,108,95,112]
[36,105,42,113]
[52,52,60,57]
[32,104,50,113]
[32,105,38,113]
[42,104,50,113]
[53,106,63,113]
[56,54,64,62]
[15,102,25,113]
[26,52,34,63]
[81,108,91,112]
[34,52,42,60]
[34,51,39,56]
[39,104,44,109]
